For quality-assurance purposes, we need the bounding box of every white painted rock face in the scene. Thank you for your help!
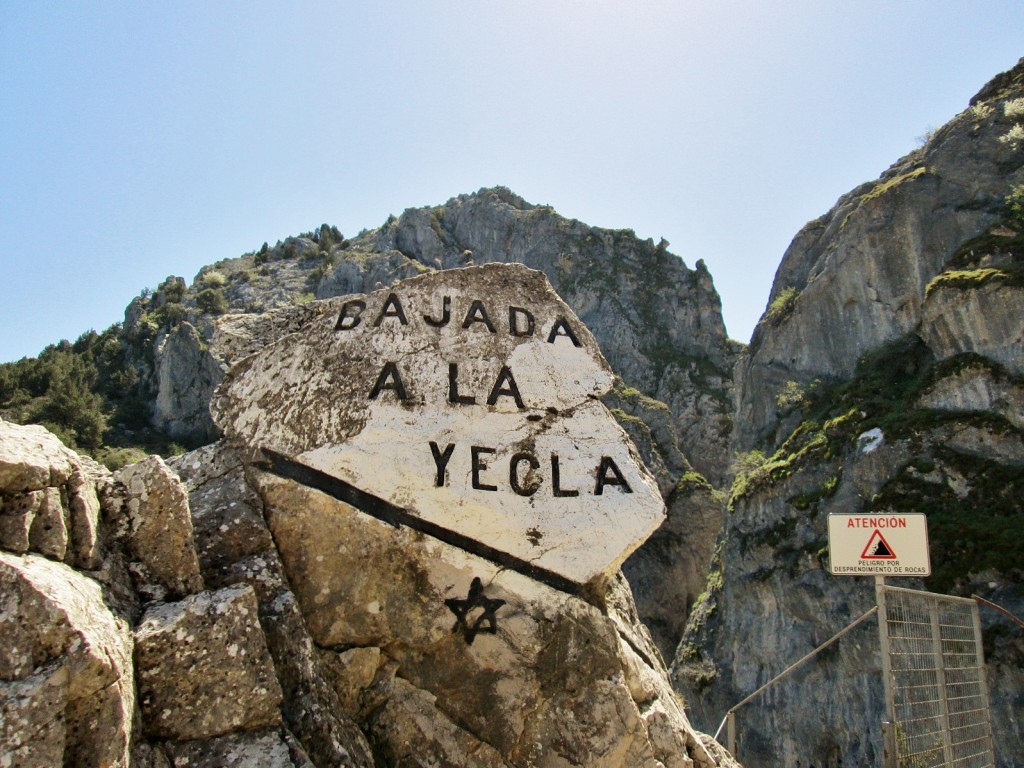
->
[212,264,664,590]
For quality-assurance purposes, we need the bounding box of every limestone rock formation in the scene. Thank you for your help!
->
[153,321,225,444]
[99,188,736,667]
[0,552,134,768]
[201,263,724,765]
[211,264,665,591]
[125,187,738,490]
[0,417,375,767]
[0,419,104,570]
[113,455,203,600]
[0,262,736,766]
[253,465,712,766]
[134,584,283,740]
[676,58,1024,768]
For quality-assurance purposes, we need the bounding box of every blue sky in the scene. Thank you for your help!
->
[1,1,1022,362]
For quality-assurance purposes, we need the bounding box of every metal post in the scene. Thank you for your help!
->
[876,576,897,768]
[725,711,737,759]
[880,721,895,768]
[969,599,997,763]
[928,598,954,766]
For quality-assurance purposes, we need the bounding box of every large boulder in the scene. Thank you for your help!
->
[0,552,135,768]
[0,419,104,569]
[113,455,203,600]
[134,584,283,740]
[256,466,716,766]
[212,264,666,592]
[205,263,733,766]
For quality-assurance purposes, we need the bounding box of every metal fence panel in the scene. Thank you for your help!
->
[882,586,996,768]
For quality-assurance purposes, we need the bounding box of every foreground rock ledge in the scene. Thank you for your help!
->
[255,464,718,766]
[1,269,741,768]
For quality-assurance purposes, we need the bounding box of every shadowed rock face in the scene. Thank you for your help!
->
[676,58,1024,768]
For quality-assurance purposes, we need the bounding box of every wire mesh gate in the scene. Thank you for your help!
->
[714,584,1000,767]
[877,583,996,768]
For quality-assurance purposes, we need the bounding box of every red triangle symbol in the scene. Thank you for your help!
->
[861,530,897,559]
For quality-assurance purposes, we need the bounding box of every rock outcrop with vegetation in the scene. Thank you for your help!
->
[0,286,739,767]
[0,189,738,663]
[674,58,1024,768]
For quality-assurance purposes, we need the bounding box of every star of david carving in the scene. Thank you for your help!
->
[444,577,506,644]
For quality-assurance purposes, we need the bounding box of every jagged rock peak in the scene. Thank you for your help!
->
[970,55,1024,105]
[452,185,539,211]
[734,53,1024,452]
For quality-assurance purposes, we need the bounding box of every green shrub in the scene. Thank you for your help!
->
[731,449,767,475]
[765,286,799,324]
[999,123,1024,148]
[107,366,138,397]
[862,167,928,203]
[1003,97,1024,118]
[95,446,147,471]
[0,344,108,450]
[134,313,161,340]
[156,277,186,304]
[969,103,993,120]
[915,127,936,147]
[196,288,229,315]
[925,267,1024,296]
[154,302,188,327]
[316,224,343,251]
[775,380,805,412]
[201,270,227,288]
[1007,184,1024,224]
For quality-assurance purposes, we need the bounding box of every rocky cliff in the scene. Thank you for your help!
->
[673,58,1024,767]
[0,265,738,766]
[128,188,737,487]
[113,188,738,658]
